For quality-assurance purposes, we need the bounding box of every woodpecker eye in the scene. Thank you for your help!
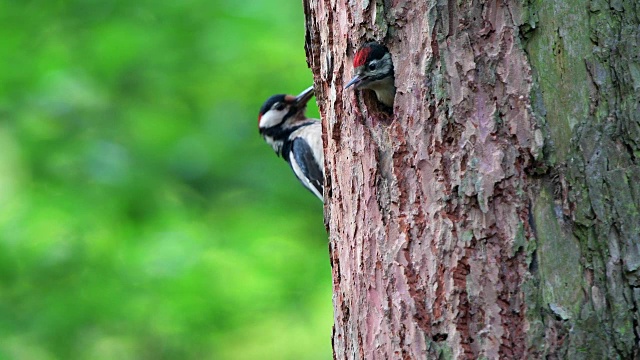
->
[368,62,377,71]
[274,103,286,111]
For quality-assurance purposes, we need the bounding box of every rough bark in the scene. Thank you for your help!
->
[303,0,640,358]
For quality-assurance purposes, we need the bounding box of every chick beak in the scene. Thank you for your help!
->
[344,75,361,89]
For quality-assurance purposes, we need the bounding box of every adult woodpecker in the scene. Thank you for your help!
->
[258,86,324,202]
[345,42,396,107]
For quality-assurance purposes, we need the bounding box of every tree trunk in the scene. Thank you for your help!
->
[303,0,640,358]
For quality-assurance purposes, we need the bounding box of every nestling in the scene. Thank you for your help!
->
[345,42,396,107]
[258,86,324,202]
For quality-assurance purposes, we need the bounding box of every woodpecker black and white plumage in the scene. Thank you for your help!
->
[258,86,324,202]
[345,42,396,107]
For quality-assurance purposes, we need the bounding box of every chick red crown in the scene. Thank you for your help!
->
[353,47,372,67]
[353,42,388,68]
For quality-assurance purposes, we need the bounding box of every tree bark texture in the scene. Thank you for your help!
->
[303,0,640,359]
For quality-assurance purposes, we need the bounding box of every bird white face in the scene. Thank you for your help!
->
[259,105,288,129]
[258,95,297,129]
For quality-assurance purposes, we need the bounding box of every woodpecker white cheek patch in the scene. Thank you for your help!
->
[259,109,288,129]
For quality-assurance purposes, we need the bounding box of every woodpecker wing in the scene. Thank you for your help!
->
[289,137,324,201]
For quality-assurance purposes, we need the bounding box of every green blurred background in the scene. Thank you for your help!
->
[0,1,331,359]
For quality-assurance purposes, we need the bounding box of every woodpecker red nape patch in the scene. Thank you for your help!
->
[353,47,372,67]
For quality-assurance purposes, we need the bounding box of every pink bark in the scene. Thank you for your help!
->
[304,0,640,358]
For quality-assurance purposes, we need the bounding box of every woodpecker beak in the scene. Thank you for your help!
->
[344,75,361,89]
[294,86,315,106]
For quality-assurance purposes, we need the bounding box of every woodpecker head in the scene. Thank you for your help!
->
[345,42,396,107]
[258,86,315,134]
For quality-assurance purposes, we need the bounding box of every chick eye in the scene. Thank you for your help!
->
[274,103,286,111]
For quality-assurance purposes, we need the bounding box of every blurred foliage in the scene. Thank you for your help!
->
[0,1,331,359]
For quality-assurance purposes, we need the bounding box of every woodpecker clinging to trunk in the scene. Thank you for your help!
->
[258,86,324,202]
[345,42,396,107]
